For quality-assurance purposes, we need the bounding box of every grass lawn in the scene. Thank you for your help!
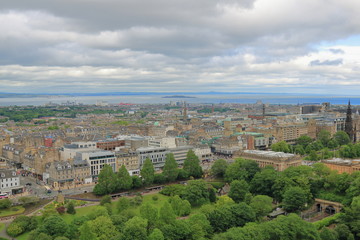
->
[0,222,5,232]
[0,206,25,217]
[61,193,191,223]
[16,231,30,240]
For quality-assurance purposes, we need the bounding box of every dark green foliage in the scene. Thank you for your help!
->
[228,179,250,203]
[215,214,320,240]
[271,140,291,153]
[183,179,210,206]
[154,173,167,184]
[117,165,133,190]
[282,186,310,212]
[334,131,351,146]
[250,167,278,197]
[88,215,118,239]
[131,175,143,188]
[148,228,165,240]
[211,159,228,178]
[67,201,76,215]
[250,195,273,220]
[117,197,130,213]
[130,195,143,206]
[159,201,176,224]
[296,135,313,148]
[163,153,178,182]
[334,224,355,240]
[207,203,256,232]
[160,220,192,240]
[176,168,189,181]
[320,227,338,240]
[100,195,112,206]
[225,158,260,182]
[38,215,69,237]
[317,130,332,146]
[93,164,117,195]
[170,195,191,216]
[140,203,158,229]
[183,150,203,178]
[141,158,155,186]
[123,216,148,240]
[160,184,186,196]
[0,198,11,209]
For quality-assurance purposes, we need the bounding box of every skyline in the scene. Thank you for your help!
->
[1,1,360,94]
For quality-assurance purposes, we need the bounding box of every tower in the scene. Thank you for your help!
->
[345,100,354,142]
[183,101,187,121]
[262,104,265,118]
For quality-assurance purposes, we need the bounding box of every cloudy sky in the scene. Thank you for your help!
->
[1,0,360,94]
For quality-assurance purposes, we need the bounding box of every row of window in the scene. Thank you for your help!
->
[1,182,17,188]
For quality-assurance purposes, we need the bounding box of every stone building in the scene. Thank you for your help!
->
[236,150,302,171]
[0,169,22,195]
[322,159,360,174]
[44,160,90,188]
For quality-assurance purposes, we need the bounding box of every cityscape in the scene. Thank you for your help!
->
[1,1,360,240]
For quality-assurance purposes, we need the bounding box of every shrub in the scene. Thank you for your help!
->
[160,184,186,196]
[66,202,76,215]
[0,198,11,209]
[130,195,143,206]
[56,206,66,215]
[100,195,112,206]
[154,173,167,184]
[6,223,23,237]
[152,195,159,201]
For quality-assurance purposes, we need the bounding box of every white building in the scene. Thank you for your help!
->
[136,147,170,171]
[60,141,97,161]
[75,150,116,177]
[0,169,22,195]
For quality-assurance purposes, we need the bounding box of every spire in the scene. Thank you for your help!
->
[345,100,354,142]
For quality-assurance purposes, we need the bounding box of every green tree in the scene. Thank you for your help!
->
[211,159,228,178]
[132,175,143,188]
[183,179,210,206]
[170,195,191,217]
[271,141,291,153]
[66,201,76,215]
[334,131,351,146]
[140,203,158,230]
[89,216,118,240]
[100,195,112,206]
[141,158,155,186]
[225,158,260,182]
[296,135,313,148]
[0,198,11,209]
[334,224,355,240]
[320,227,337,240]
[183,150,203,178]
[159,201,176,224]
[163,153,178,182]
[250,167,278,197]
[6,223,23,237]
[318,130,331,146]
[116,197,130,213]
[148,228,164,240]
[308,150,319,161]
[79,222,97,240]
[188,213,213,239]
[93,164,117,195]
[229,180,249,203]
[295,145,306,155]
[123,216,148,240]
[282,187,309,212]
[117,165,133,191]
[250,195,273,221]
[38,215,69,237]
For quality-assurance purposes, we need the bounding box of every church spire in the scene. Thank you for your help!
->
[345,100,354,142]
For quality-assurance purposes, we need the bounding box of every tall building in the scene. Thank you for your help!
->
[345,100,354,142]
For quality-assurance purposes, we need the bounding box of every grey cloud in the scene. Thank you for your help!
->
[310,59,343,66]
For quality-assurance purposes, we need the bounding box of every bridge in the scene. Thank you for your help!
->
[313,198,343,215]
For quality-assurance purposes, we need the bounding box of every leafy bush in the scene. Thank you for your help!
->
[100,195,112,206]
[66,202,76,215]
[152,195,159,201]
[56,206,66,215]
[6,223,23,237]
[313,213,342,230]
[0,198,11,209]
[160,184,186,196]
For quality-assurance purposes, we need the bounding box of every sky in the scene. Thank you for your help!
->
[1,0,360,94]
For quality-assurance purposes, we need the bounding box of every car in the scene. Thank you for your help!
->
[25,183,32,186]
